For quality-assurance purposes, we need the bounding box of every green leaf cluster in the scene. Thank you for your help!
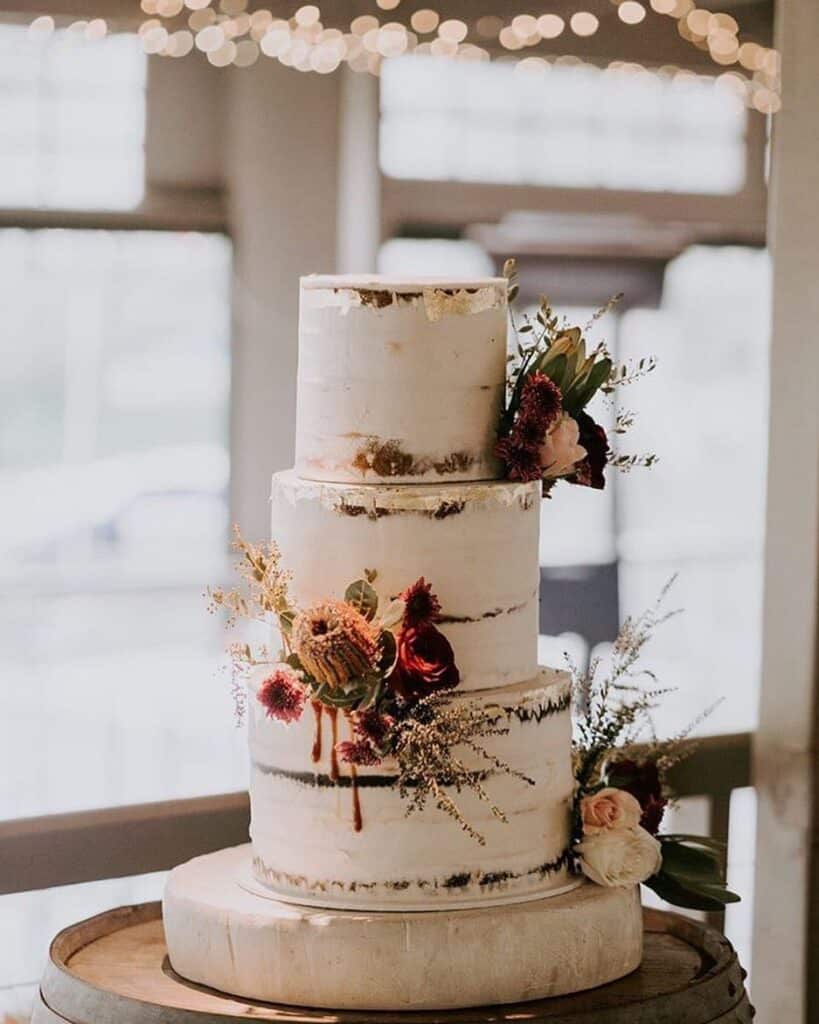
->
[644,834,741,911]
[344,578,379,620]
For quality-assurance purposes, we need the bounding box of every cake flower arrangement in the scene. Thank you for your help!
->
[209,529,532,842]
[496,259,657,491]
[569,582,740,911]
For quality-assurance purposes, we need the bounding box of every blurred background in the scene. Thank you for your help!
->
[0,0,781,1017]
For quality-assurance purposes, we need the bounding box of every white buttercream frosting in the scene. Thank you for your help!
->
[270,470,541,692]
[248,668,576,911]
[295,275,508,484]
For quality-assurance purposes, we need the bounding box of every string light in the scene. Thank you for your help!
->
[411,9,439,34]
[570,12,600,37]
[21,0,780,113]
[537,14,565,39]
[438,19,468,44]
[618,3,647,26]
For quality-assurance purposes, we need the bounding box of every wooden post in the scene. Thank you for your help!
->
[225,62,341,539]
[336,68,381,273]
[752,1,819,1019]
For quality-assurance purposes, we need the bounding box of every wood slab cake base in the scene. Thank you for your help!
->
[162,845,643,1010]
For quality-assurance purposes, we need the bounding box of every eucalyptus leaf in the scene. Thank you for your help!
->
[278,608,295,636]
[345,579,379,620]
[285,652,304,674]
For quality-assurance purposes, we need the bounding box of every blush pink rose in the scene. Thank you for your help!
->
[540,414,587,479]
[581,787,643,835]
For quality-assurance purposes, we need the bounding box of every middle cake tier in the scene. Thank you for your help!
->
[270,470,541,692]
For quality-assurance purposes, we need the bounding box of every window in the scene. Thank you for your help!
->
[0,228,237,821]
[0,25,146,209]
[381,56,747,195]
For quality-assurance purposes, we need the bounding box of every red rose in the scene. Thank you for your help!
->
[607,758,667,836]
[569,412,609,490]
[390,623,460,700]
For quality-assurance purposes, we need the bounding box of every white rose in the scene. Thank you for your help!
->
[577,826,662,888]
[539,414,587,479]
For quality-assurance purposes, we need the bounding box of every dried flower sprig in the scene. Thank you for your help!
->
[569,580,739,911]
[570,576,681,797]
[207,526,293,629]
[392,692,534,845]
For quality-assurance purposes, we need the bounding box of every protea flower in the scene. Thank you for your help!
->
[292,600,379,688]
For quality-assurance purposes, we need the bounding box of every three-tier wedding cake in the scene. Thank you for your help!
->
[163,275,645,1009]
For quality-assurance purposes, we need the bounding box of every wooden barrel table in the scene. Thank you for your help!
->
[33,902,753,1024]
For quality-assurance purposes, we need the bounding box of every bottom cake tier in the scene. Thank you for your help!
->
[248,667,577,911]
[163,845,644,1010]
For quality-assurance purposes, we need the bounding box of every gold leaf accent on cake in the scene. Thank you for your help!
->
[351,437,475,480]
[422,285,504,323]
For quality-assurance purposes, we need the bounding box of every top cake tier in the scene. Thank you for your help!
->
[295,275,508,485]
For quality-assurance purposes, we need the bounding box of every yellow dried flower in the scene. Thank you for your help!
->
[292,600,378,689]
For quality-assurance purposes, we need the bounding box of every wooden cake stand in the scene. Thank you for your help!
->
[33,902,754,1024]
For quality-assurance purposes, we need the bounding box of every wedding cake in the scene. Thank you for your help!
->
[163,275,652,1009]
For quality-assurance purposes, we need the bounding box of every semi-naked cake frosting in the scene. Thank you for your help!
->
[163,274,645,1009]
[296,276,507,483]
[249,670,574,910]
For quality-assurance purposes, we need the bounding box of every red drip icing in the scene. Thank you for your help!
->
[329,708,339,781]
[351,764,363,832]
[310,701,323,763]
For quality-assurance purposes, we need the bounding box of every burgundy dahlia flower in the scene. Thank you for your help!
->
[518,371,562,431]
[336,738,382,767]
[494,435,543,483]
[256,669,307,724]
[354,708,395,748]
[400,577,442,627]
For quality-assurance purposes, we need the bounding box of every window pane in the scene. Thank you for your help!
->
[0,25,146,210]
[617,245,771,736]
[381,56,747,195]
[0,229,243,820]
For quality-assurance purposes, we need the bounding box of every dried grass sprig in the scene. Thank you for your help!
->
[570,576,682,795]
[392,693,535,845]
[207,526,293,628]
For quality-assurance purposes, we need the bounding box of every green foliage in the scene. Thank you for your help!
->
[644,835,740,910]
[285,651,304,673]
[344,578,379,621]
[311,676,381,710]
